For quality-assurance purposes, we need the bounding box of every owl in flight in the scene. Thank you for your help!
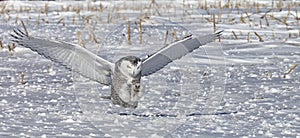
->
[11,28,222,108]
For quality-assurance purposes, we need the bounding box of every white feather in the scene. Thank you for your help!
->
[141,31,223,76]
[11,29,114,85]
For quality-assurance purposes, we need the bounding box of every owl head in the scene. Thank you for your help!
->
[118,56,142,77]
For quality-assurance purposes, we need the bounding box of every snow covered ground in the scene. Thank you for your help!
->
[0,0,300,137]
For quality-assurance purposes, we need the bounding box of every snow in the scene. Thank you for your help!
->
[1,0,300,137]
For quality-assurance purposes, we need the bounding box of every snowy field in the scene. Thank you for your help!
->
[0,0,300,137]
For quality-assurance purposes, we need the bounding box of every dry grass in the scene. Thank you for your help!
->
[283,64,299,78]
[0,2,7,14]
[265,16,270,26]
[269,15,288,27]
[87,27,99,44]
[21,72,25,85]
[240,14,245,23]
[76,31,85,48]
[247,32,251,43]
[244,12,252,27]
[57,18,65,26]
[20,20,29,36]
[0,39,3,50]
[139,18,143,44]
[254,32,264,42]
[127,21,131,45]
[172,31,179,42]
[148,0,161,16]
[213,14,216,32]
[37,13,40,25]
[8,43,16,55]
[164,30,169,45]
[232,31,238,40]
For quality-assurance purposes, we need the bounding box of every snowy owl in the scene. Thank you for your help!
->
[11,29,222,108]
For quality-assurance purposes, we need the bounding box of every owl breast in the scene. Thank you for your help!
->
[111,77,142,108]
[111,57,142,108]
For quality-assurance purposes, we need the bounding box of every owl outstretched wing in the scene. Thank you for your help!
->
[11,29,114,85]
[141,30,223,76]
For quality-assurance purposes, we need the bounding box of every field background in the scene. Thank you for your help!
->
[0,0,300,137]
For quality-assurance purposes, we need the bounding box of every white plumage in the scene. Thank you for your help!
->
[11,29,222,108]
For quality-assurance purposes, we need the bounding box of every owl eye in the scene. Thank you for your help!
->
[133,60,137,65]
[133,58,141,65]
[127,65,131,69]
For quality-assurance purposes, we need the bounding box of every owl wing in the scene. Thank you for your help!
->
[141,30,223,76]
[11,29,114,85]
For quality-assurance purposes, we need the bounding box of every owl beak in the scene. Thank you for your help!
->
[132,66,142,77]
